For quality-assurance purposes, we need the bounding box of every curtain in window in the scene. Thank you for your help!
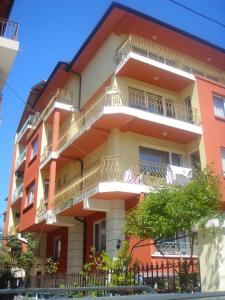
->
[140,147,169,164]
[214,96,225,118]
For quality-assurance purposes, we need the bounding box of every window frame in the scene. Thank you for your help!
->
[213,94,225,119]
[93,219,106,253]
[53,237,62,262]
[139,146,183,167]
[30,137,38,161]
[26,181,35,207]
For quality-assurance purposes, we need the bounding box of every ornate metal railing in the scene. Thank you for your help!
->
[15,148,26,170]
[115,34,225,85]
[40,143,52,162]
[15,115,36,143]
[37,197,48,216]
[0,18,19,40]
[156,241,198,256]
[57,86,199,153]
[54,156,192,209]
[12,184,23,203]
[28,89,73,140]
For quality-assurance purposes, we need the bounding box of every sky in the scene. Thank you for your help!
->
[0,0,225,225]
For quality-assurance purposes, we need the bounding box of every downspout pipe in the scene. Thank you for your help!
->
[77,158,84,174]
[75,217,86,266]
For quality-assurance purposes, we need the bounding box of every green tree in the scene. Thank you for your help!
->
[124,167,221,256]
[0,233,38,287]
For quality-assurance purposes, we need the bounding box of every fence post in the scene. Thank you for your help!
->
[172,260,176,292]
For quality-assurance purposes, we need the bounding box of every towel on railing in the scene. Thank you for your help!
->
[166,165,192,185]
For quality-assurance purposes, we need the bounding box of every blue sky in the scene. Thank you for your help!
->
[0,0,225,224]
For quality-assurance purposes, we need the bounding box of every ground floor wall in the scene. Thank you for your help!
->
[46,227,68,272]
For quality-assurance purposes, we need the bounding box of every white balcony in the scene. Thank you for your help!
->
[15,115,36,144]
[15,148,26,171]
[52,156,192,215]
[28,89,75,140]
[12,184,23,204]
[56,86,202,161]
[115,35,225,87]
[0,18,19,91]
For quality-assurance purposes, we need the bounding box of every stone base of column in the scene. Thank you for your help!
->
[67,220,84,273]
[106,199,125,258]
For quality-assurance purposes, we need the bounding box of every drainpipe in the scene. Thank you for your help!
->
[77,158,84,174]
[75,217,86,266]
[69,70,82,111]
[75,159,85,266]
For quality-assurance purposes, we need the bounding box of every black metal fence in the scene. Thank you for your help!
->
[27,259,200,293]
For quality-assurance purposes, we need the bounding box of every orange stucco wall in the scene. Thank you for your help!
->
[46,227,68,273]
[19,125,43,232]
[196,77,225,204]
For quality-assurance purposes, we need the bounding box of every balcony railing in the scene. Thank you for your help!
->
[57,86,199,152]
[12,184,23,204]
[37,197,48,216]
[15,148,26,170]
[115,35,225,85]
[54,156,192,209]
[0,18,19,41]
[15,115,37,143]
[156,241,198,256]
[28,89,73,140]
[40,143,52,162]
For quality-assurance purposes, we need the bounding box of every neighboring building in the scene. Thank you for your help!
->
[3,2,225,279]
[0,0,19,99]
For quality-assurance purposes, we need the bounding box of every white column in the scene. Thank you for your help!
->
[107,128,121,156]
[198,222,225,292]
[67,220,84,272]
[106,199,125,258]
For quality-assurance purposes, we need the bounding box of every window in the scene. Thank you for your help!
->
[31,137,38,160]
[15,212,20,218]
[139,147,183,179]
[191,151,200,170]
[185,96,193,123]
[94,220,106,252]
[171,153,182,167]
[44,179,49,198]
[221,148,225,176]
[213,95,225,118]
[53,237,61,261]
[139,147,170,165]
[26,182,35,206]
[47,130,52,145]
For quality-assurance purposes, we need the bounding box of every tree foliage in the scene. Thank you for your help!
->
[0,233,38,287]
[43,257,58,274]
[124,168,221,242]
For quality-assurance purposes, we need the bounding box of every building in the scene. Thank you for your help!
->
[0,0,19,100]
[3,1,225,282]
